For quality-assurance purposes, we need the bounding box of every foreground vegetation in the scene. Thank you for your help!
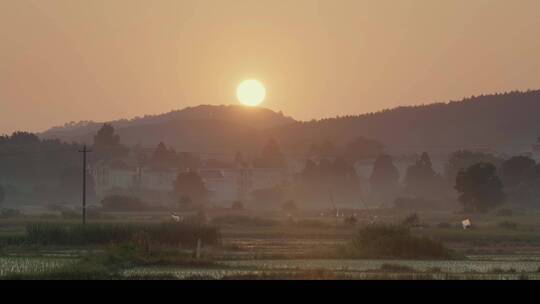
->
[2,209,540,280]
[0,222,220,247]
[339,225,458,260]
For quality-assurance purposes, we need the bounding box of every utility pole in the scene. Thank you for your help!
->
[329,189,338,225]
[78,145,92,225]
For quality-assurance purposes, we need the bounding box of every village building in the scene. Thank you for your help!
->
[90,161,289,205]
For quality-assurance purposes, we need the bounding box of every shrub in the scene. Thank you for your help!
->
[24,222,220,247]
[342,224,455,260]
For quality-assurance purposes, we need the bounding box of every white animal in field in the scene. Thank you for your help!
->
[171,214,182,222]
[462,219,472,229]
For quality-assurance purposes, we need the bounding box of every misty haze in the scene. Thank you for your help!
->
[1,0,540,283]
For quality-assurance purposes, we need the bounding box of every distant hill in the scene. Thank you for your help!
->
[40,90,540,156]
[266,90,540,155]
[40,105,296,153]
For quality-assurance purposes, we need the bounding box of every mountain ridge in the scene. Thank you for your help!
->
[39,90,540,155]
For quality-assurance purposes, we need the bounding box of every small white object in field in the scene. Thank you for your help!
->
[320,212,325,217]
[462,219,471,229]
[171,214,181,222]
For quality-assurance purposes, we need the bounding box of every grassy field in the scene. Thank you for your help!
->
[2,207,540,279]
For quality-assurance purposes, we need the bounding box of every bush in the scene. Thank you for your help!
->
[23,222,220,247]
[342,224,456,260]
[498,221,518,230]
[101,195,149,212]
[211,215,278,227]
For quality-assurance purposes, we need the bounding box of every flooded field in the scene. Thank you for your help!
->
[121,258,540,280]
[0,257,75,277]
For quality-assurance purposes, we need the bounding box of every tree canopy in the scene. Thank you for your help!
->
[369,154,400,205]
[173,171,208,204]
[499,156,536,189]
[455,162,505,213]
[403,152,446,200]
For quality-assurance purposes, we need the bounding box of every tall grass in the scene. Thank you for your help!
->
[340,224,457,260]
[23,222,220,247]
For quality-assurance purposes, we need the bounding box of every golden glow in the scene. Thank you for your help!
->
[237,80,266,106]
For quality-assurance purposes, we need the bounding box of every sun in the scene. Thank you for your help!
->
[237,79,266,106]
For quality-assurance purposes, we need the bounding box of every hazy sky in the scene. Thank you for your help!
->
[1,0,540,134]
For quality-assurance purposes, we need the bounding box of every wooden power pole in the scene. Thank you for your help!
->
[78,145,92,225]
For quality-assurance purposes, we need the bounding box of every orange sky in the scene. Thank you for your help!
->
[1,0,540,134]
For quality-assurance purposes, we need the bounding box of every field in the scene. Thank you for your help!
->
[2,206,540,280]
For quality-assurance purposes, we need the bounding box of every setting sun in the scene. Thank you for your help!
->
[237,80,266,106]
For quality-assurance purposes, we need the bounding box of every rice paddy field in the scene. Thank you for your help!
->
[2,208,540,280]
[2,256,540,280]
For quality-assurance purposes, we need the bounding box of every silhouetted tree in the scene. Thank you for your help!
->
[132,143,149,167]
[297,157,362,207]
[369,154,399,205]
[92,124,129,160]
[0,131,81,186]
[94,124,120,147]
[173,171,208,204]
[403,152,446,199]
[507,164,540,208]
[445,150,502,182]
[253,137,286,168]
[150,142,178,169]
[499,156,536,189]
[455,162,505,213]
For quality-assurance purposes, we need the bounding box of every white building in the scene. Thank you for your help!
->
[91,163,288,205]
